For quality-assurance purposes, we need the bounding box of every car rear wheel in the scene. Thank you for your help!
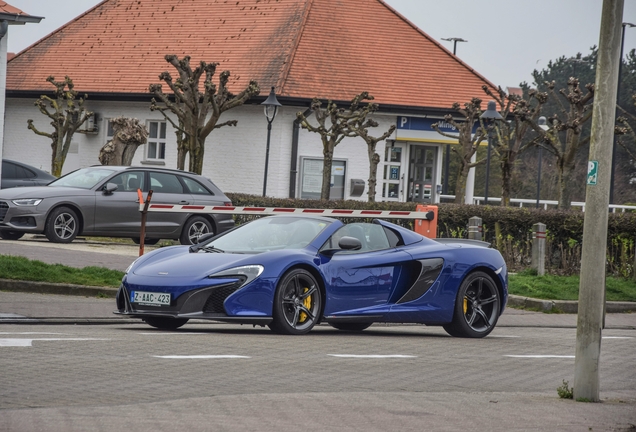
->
[180,216,213,245]
[44,206,79,243]
[269,269,322,335]
[0,230,25,240]
[329,322,372,332]
[443,271,501,338]
[142,317,189,330]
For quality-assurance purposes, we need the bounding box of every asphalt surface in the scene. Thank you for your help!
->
[1,235,636,431]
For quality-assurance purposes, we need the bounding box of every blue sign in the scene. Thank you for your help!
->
[397,116,478,134]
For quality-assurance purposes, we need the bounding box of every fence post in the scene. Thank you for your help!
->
[532,222,546,276]
[467,216,482,241]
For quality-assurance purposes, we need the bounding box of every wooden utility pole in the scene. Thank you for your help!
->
[573,0,623,402]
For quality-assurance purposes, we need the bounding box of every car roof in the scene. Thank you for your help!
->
[3,159,56,178]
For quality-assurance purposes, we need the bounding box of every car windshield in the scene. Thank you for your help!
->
[206,217,330,253]
[48,167,118,189]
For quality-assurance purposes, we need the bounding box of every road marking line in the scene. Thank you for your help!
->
[0,338,109,347]
[153,355,251,359]
[602,336,633,339]
[488,335,520,338]
[505,355,574,358]
[139,332,206,335]
[328,354,417,358]
[0,332,68,335]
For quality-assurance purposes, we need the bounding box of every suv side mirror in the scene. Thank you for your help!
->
[103,182,118,195]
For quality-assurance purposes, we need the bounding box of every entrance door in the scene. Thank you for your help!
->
[408,145,437,203]
[382,143,405,201]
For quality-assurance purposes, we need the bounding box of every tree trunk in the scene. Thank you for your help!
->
[558,165,575,210]
[188,134,205,174]
[321,143,334,200]
[177,144,188,171]
[453,163,469,204]
[500,158,513,207]
[368,152,380,202]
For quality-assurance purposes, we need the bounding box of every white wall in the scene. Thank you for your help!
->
[3,97,401,201]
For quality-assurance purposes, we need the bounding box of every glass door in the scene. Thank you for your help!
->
[408,145,437,203]
[382,143,405,201]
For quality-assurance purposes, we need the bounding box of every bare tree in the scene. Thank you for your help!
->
[27,76,92,177]
[615,94,636,159]
[98,117,149,166]
[349,112,396,202]
[149,55,260,174]
[482,85,548,206]
[431,98,488,204]
[296,93,376,200]
[524,78,594,209]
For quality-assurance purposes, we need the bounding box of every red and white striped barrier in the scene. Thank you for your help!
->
[139,203,434,220]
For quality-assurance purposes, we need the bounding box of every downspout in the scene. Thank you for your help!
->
[0,21,8,40]
[289,108,312,198]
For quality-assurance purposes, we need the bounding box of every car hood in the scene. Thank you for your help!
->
[132,247,258,279]
[0,186,93,199]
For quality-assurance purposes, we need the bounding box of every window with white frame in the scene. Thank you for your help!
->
[147,121,167,160]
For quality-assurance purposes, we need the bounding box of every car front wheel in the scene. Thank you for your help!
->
[443,271,501,338]
[269,269,322,335]
[0,230,25,240]
[180,216,213,245]
[45,206,79,243]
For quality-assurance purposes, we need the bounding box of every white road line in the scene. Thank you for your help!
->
[139,332,206,335]
[488,335,520,338]
[505,355,574,358]
[153,355,251,359]
[0,338,109,347]
[0,332,68,335]
[328,354,417,358]
[602,336,633,339]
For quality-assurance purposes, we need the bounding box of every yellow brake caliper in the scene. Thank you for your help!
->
[299,287,311,323]
[463,297,468,315]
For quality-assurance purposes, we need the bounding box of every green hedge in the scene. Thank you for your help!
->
[226,194,636,277]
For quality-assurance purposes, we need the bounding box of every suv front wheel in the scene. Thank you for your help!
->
[180,216,213,245]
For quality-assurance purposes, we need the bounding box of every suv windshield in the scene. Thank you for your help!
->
[49,167,118,189]
[207,217,330,253]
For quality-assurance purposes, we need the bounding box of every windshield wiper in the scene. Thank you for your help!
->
[200,245,225,254]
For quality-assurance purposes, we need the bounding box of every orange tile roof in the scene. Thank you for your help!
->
[0,1,27,15]
[6,0,497,110]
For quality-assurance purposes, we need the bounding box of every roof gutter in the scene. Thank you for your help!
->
[0,13,43,24]
[289,107,312,198]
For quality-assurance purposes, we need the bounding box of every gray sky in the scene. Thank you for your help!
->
[5,0,636,89]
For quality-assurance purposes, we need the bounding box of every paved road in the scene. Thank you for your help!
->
[0,322,635,431]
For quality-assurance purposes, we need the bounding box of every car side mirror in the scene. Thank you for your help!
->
[196,232,216,244]
[320,236,362,257]
[103,182,118,195]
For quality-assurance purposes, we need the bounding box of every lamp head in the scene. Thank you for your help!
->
[480,101,503,121]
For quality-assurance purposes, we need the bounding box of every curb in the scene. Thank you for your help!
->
[2,279,635,314]
[507,294,636,314]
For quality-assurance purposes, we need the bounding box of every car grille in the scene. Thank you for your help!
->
[0,202,8,222]
[203,283,242,313]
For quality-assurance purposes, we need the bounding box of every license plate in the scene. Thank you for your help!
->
[131,291,171,306]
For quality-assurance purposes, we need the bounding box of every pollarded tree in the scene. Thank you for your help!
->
[297,93,377,200]
[524,78,594,209]
[149,55,260,174]
[481,85,548,206]
[98,117,149,166]
[432,98,488,204]
[27,76,93,177]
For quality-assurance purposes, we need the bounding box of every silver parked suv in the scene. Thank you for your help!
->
[0,165,234,244]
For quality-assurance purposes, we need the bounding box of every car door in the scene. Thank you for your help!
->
[320,223,412,315]
[145,171,194,237]
[92,171,146,235]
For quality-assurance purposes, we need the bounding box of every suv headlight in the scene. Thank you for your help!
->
[12,199,42,206]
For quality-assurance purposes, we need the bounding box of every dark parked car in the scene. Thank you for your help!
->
[0,165,234,244]
[1,159,56,189]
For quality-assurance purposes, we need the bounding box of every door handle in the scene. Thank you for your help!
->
[179,201,190,205]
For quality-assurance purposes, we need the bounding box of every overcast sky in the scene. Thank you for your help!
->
[5,0,636,89]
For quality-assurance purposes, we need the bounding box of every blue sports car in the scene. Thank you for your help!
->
[115,215,508,338]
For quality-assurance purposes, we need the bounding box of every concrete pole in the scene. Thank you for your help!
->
[467,216,482,241]
[531,223,546,276]
[0,32,7,181]
[465,153,476,204]
[573,0,623,402]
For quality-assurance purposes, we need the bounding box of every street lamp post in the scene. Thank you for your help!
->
[441,37,467,196]
[480,101,503,205]
[261,86,282,197]
[536,116,550,208]
[609,22,635,204]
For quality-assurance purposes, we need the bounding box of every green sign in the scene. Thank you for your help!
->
[587,161,598,186]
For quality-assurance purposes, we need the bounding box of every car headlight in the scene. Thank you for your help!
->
[12,198,42,206]
[125,257,141,274]
[209,265,264,287]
